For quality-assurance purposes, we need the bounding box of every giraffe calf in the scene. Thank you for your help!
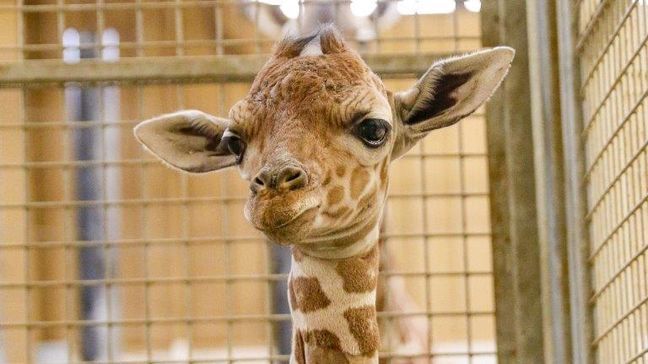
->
[134,25,513,364]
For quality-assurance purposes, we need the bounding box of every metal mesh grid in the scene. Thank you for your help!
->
[0,1,496,363]
[576,0,648,362]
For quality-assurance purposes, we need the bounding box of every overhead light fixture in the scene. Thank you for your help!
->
[279,0,300,19]
[350,0,378,17]
[396,0,456,15]
[464,0,481,12]
[256,0,299,19]
[257,0,283,5]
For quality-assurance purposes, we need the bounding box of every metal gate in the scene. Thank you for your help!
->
[575,0,647,362]
[482,0,647,363]
[0,1,497,363]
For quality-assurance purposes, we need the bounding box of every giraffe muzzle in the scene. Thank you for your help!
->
[250,164,309,194]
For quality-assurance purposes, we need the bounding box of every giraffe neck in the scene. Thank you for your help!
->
[288,225,381,364]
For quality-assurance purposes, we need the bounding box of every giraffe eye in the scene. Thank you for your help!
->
[221,130,245,159]
[354,118,390,147]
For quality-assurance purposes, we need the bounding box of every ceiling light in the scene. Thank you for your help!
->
[397,0,456,15]
[464,0,481,12]
[351,0,378,17]
[279,0,300,19]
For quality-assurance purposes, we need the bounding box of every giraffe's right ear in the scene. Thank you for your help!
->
[134,110,237,173]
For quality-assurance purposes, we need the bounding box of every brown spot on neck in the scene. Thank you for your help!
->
[336,245,379,293]
[290,276,331,313]
[303,329,352,364]
[305,330,343,351]
[306,346,350,364]
[344,306,380,355]
[293,329,306,364]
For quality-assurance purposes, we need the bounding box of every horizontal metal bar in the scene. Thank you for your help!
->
[0,53,446,87]
[0,271,492,289]
[580,39,648,133]
[588,243,648,302]
[0,153,486,169]
[0,0,405,12]
[625,347,648,363]
[0,231,492,250]
[0,236,264,249]
[0,119,139,130]
[0,36,480,53]
[0,310,495,328]
[588,195,648,261]
[58,350,498,364]
[584,140,648,221]
[575,0,615,51]
[578,0,639,82]
[591,296,648,346]
[0,192,488,209]
[0,112,485,128]
[583,92,648,185]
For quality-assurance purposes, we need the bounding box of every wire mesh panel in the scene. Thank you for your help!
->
[575,0,648,362]
[0,1,496,363]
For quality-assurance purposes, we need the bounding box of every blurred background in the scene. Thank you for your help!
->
[0,0,645,363]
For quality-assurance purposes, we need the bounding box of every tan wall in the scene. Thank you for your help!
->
[0,0,29,361]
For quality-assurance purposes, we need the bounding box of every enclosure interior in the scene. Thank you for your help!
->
[0,1,497,363]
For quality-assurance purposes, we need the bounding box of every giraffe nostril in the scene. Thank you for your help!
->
[277,166,307,191]
[254,176,265,186]
[285,170,302,183]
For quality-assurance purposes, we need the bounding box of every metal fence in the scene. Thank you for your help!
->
[575,0,648,362]
[0,1,496,363]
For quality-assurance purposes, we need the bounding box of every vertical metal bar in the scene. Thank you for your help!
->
[22,90,31,364]
[453,7,474,362]
[556,4,594,360]
[417,129,432,359]
[482,0,546,362]
[75,34,108,361]
[136,87,152,362]
[132,1,150,360]
[481,1,515,360]
[17,2,30,362]
[176,84,193,361]
[56,2,75,360]
[99,74,112,364]
[96,0,105,58]
[174,0,184,57]
[525,0,573,362]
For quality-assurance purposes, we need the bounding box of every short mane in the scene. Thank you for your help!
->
[273,24,348,58]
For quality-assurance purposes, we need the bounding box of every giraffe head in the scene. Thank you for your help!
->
[135,26,513,248]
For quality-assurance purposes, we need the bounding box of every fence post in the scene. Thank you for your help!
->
[555,0,594,363]
[482,0,546,362]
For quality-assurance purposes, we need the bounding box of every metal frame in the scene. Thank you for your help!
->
[0,53,447,87]
[482,1,545,363]
[526,0,573,363]
[555,1,594,363]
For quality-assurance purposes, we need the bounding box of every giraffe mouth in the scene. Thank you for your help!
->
[272,205,319,229]
[244,192,321,243]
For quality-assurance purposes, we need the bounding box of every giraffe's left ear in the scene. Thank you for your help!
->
[391,47,514,160]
